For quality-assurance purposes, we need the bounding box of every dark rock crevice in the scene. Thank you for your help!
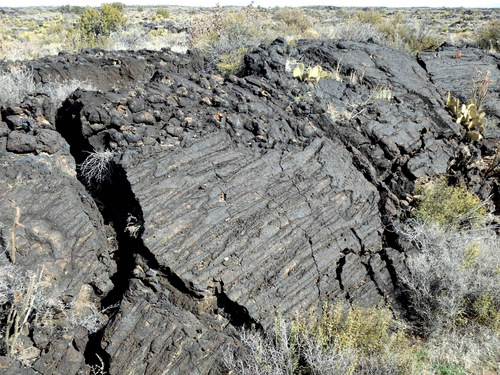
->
[361,257,384,298]
[215,281,262,330]
[335,250,348,297]
[54,96,263,372]
[55,97,93,164]
[304,232,322,302]
[53,114,149,371]
[416,53,434,84]
[379,248,401,289]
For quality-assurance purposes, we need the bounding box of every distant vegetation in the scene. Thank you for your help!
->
[0,4,499,73]
[75,3,127,47]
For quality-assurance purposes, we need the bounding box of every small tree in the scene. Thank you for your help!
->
[76,3,126,47]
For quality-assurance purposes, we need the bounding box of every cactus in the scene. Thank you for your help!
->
[292,63,306,80]
[446,92,486,141]
[292,63,331,82]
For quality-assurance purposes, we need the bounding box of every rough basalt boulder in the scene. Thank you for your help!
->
[0,101,116,374]
[0,40,498,374]
[26,48,204,91]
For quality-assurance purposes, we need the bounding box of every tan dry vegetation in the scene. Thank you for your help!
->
[0,5,498,68]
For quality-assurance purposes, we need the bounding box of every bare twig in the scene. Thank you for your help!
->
[471,68,491,111]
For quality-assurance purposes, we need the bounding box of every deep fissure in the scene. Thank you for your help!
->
[55,99,264,370]
[215,281,262,330]
[56,105,148,370]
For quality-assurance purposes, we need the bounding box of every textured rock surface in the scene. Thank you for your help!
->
[0,101,115,373]
[26,48,204,91]
[0,40,498,374]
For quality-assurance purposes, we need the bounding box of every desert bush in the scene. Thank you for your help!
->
[272,7,314,35]
[107,26,148,50]
[424,327,500,374]
[318,10,441,53]
[412,177,487,228]
[156,8,170,19]
[399,220,500,335]
[0,263,109,362]
[224,303,422,375]
[315,19,385,43]
[42,78,96,104]
[110,2,125,12]
[296,302,420,374]
[191,7,278,74]
[79,150,114,188]
[0,66,36,107]
[76,3,127,47]
[377,14,443,53]
[353,8,384,25]
[105,25,188,53]
[59,5,84,14]
[223,317,300,375]
[475,19,500,52]
[470,68,491,112]
[218,47,248,77]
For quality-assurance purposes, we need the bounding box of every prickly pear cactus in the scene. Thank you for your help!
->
[292,63,331,82]
[292,63,305,80]
[446,92,486,141]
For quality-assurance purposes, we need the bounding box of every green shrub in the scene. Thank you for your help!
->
[76,3,126,47]
[217,47,247,76]
[59,4,84,14]
[379,15,443,53]
[471,293,500,333]
[353,8,384,25]
[476,19,500,52]
[413,177,486,228]
[437,364,466,375]
[110,2,125,11]
[295,302,413,357]
[156,8,170,19]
